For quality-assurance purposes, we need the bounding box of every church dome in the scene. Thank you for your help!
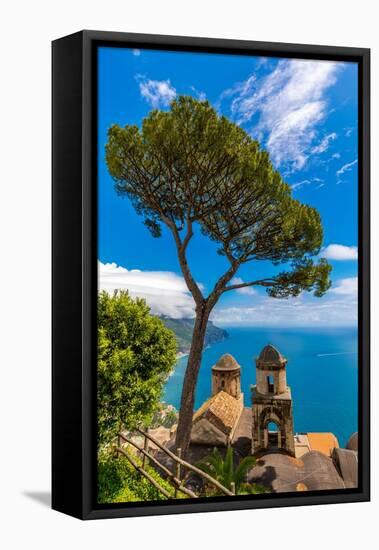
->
[248,451,345,493]
[212,353,240,372]
[257,344,286,365]
[346,432,358,452]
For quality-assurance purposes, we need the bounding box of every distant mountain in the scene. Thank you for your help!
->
[160,317,229,355]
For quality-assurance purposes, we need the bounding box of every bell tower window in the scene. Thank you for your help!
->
[267,375,274,393]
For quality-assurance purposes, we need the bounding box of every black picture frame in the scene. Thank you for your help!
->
[52,30,370,520]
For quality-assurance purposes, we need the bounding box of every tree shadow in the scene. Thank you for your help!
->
[248,463,277,492]
[256,465,277,491]
[22,491,51,508]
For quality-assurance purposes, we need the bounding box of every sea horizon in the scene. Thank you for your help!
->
[163,325,358,448]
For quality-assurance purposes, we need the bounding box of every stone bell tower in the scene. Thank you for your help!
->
[212,353,242,400]
[251,344,295,456]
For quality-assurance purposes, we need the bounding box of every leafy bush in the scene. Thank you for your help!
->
[98,450,185,503]
[97,290,177,447]
[151,403,179,429]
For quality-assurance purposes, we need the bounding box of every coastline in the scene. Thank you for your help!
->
[164,326,358,447]
[176,343,213,361]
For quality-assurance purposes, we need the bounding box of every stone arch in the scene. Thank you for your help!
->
[259,408,286,450]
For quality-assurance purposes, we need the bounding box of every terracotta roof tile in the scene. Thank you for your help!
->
[307,432,339,457]
[193,391,242,435]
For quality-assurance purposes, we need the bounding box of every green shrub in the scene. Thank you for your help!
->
[151,403,179,429]
[98,450,185,504]
[97,290,177,448]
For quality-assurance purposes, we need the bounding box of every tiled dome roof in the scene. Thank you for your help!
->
[346,432,358,452]
[258,344,285,364]
[212,353,240,371]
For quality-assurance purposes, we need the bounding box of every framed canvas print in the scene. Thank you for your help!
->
[52,30,370,520]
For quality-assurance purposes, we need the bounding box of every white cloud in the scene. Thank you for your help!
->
[230,277,256,295]
[224,59,341,170]
[212,270,358,327]
[138,77,176,108]
[336,159,358,177]
[212,293,357,327]
[330,277,358,296]
[291,177,324,191]
[132,49,141,56]
[98,263,358,327]
[291,179,311,191]
[190,86,206,101]
[311,132,337,154]
[332,152,341,159]
[98,261,197,319]
[320,244,358,260]
[212,283,357,327]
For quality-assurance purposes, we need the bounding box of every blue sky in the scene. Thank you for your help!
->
[98,46,358,327]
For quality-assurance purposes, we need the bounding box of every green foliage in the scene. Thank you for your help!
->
[97,290,177,447]
[151,403,178,429]
[105,95,332,300]
[97,450,183,503]
[197,446,268,496]
[267,257,332,298]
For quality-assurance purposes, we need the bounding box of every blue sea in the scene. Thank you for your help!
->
[163,327,358,448]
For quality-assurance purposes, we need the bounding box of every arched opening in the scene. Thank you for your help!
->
[266,420,281,449]
[259,408,284,452]
[266,375,274,393]
[268,421,278,431]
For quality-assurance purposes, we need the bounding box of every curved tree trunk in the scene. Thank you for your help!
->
[174,308,210,457]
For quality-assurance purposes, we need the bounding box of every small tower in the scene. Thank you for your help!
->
[251,345,295,456]
[212,353,241,400]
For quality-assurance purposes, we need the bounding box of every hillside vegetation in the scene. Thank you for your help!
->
[160,317,228,354]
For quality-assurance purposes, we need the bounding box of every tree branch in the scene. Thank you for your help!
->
[206,260,240,311]
[182,216,193,252]
[222,278,277,293]
[170,224,204,306]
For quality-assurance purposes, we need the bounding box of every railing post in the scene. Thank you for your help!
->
[142,430,149,469]
[136,428,233,497]
[116,433,121,458]
[116,421,122,458]
[230,481,236,495]
[174,448,182,498]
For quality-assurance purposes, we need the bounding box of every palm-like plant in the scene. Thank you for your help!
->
[197,446,267,496]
